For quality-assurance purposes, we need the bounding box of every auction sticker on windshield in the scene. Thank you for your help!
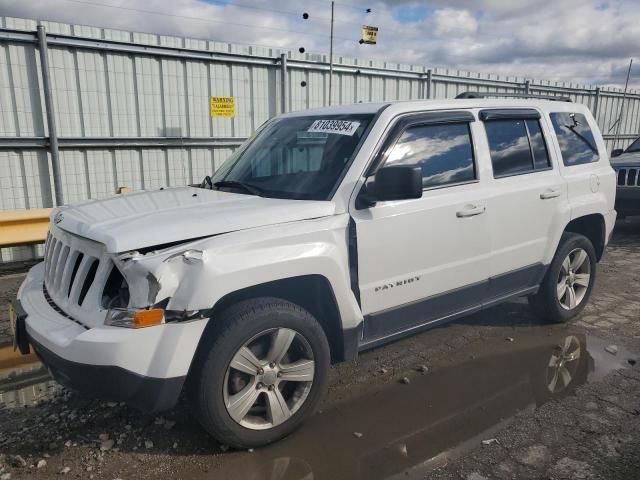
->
[308,120,361,136]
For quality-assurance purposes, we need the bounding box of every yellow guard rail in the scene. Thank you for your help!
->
[0,209,52,248]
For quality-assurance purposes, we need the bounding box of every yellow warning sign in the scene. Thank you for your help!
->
[361,25,378,45]
[210,96,236,118]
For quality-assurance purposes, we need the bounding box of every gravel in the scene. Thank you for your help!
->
[606,345,619,355]
[99,440,114,452]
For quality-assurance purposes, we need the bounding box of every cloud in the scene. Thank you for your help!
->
[0,0,638,89]
[430,8,478,37]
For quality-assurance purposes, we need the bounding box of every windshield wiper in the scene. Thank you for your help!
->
[199,175,213,189]
[213,180,264,197]
[564,125,599,155]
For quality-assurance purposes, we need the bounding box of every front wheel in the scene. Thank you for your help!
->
[528,232,597,323]
[187,297,330,448]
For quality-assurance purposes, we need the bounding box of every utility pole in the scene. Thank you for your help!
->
[328,1,334,106]
[37,25,64,207]
[614,58,633,150]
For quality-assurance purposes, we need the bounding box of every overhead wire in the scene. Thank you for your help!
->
[36,0,443,67]
[204,0,368,28]
[59,0,358,42]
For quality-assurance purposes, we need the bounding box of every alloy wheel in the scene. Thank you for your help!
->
[557,247,591,310]
[223,328,315,430]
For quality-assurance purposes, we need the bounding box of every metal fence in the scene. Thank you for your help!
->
[1,15,640,262]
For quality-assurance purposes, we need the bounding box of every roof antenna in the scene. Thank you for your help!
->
[613,58,633,151]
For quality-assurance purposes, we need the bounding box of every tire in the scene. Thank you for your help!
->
[528,232,597,323]
[187,297,330,448]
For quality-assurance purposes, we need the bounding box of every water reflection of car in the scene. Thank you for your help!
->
[611,138,640,218]
[209,331,593,480]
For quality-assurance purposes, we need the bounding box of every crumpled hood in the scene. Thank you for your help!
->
[53,187,336,253]
[611,151,640,167]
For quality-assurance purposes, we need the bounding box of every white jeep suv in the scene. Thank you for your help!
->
[13,95,616,448]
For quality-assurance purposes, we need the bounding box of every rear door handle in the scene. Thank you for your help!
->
[456,204,486,218]
[540,189,561,200]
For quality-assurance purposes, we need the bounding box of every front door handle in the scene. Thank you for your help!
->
[540,189,561,200]
[456,204,486,218]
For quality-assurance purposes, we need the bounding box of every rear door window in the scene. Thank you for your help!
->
[549,112,599,166]
[485,120,532,176]
[526,120,551,170]
[484,119,550,177]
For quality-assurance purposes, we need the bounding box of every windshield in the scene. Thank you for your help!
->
[625,136,640,153]
[210,114,374,200]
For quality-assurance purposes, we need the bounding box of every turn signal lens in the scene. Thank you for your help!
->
[133,309,164,328]
[105,308,164,329]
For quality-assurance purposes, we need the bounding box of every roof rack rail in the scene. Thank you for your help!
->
[455,91,572,102]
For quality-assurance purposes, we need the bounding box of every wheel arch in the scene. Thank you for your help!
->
[563,213,606,261]
[195,275,354,365]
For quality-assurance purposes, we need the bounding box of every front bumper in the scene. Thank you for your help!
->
[29,335,184,412]
[615,187,640,216]
[17,263,208,412]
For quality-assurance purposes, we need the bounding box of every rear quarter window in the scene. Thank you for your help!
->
[549,112,600,166]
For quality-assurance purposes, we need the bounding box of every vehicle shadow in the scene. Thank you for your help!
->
[454,298,542,328]
[611,217,640,244]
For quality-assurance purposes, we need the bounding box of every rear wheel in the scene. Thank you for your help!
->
[187,297,330,448]
[529,233,597,323]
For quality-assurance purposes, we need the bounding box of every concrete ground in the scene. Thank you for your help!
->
[0,220,638,480]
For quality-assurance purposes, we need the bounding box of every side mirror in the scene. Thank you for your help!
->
[611,148,624,158]
[356,165,423,209]
[356,165,422,209]
[373,165,423,201]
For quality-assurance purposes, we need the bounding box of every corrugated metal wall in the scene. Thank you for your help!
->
[1,15,640,262]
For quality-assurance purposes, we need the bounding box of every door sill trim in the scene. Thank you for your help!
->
[358,285,538,352]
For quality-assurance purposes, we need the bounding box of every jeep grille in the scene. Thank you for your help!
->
[616,168,640,187]
[43,226,126,327]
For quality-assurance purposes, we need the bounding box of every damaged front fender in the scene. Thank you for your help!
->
[113,244,208,311]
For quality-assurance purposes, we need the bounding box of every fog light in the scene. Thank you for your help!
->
[105,308,164,328]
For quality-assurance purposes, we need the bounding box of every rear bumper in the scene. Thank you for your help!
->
[17,262,208,412]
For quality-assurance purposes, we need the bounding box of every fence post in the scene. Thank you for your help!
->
[37,25,63,207]
[524,80,530,95]
[279,53,288,114]
[593,87,601,118]
[426,69,433,99]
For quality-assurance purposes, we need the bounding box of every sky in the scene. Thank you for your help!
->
[1,0,638,89]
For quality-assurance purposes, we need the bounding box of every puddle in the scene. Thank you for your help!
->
[201,330,633,480]
[0,328,634,479]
